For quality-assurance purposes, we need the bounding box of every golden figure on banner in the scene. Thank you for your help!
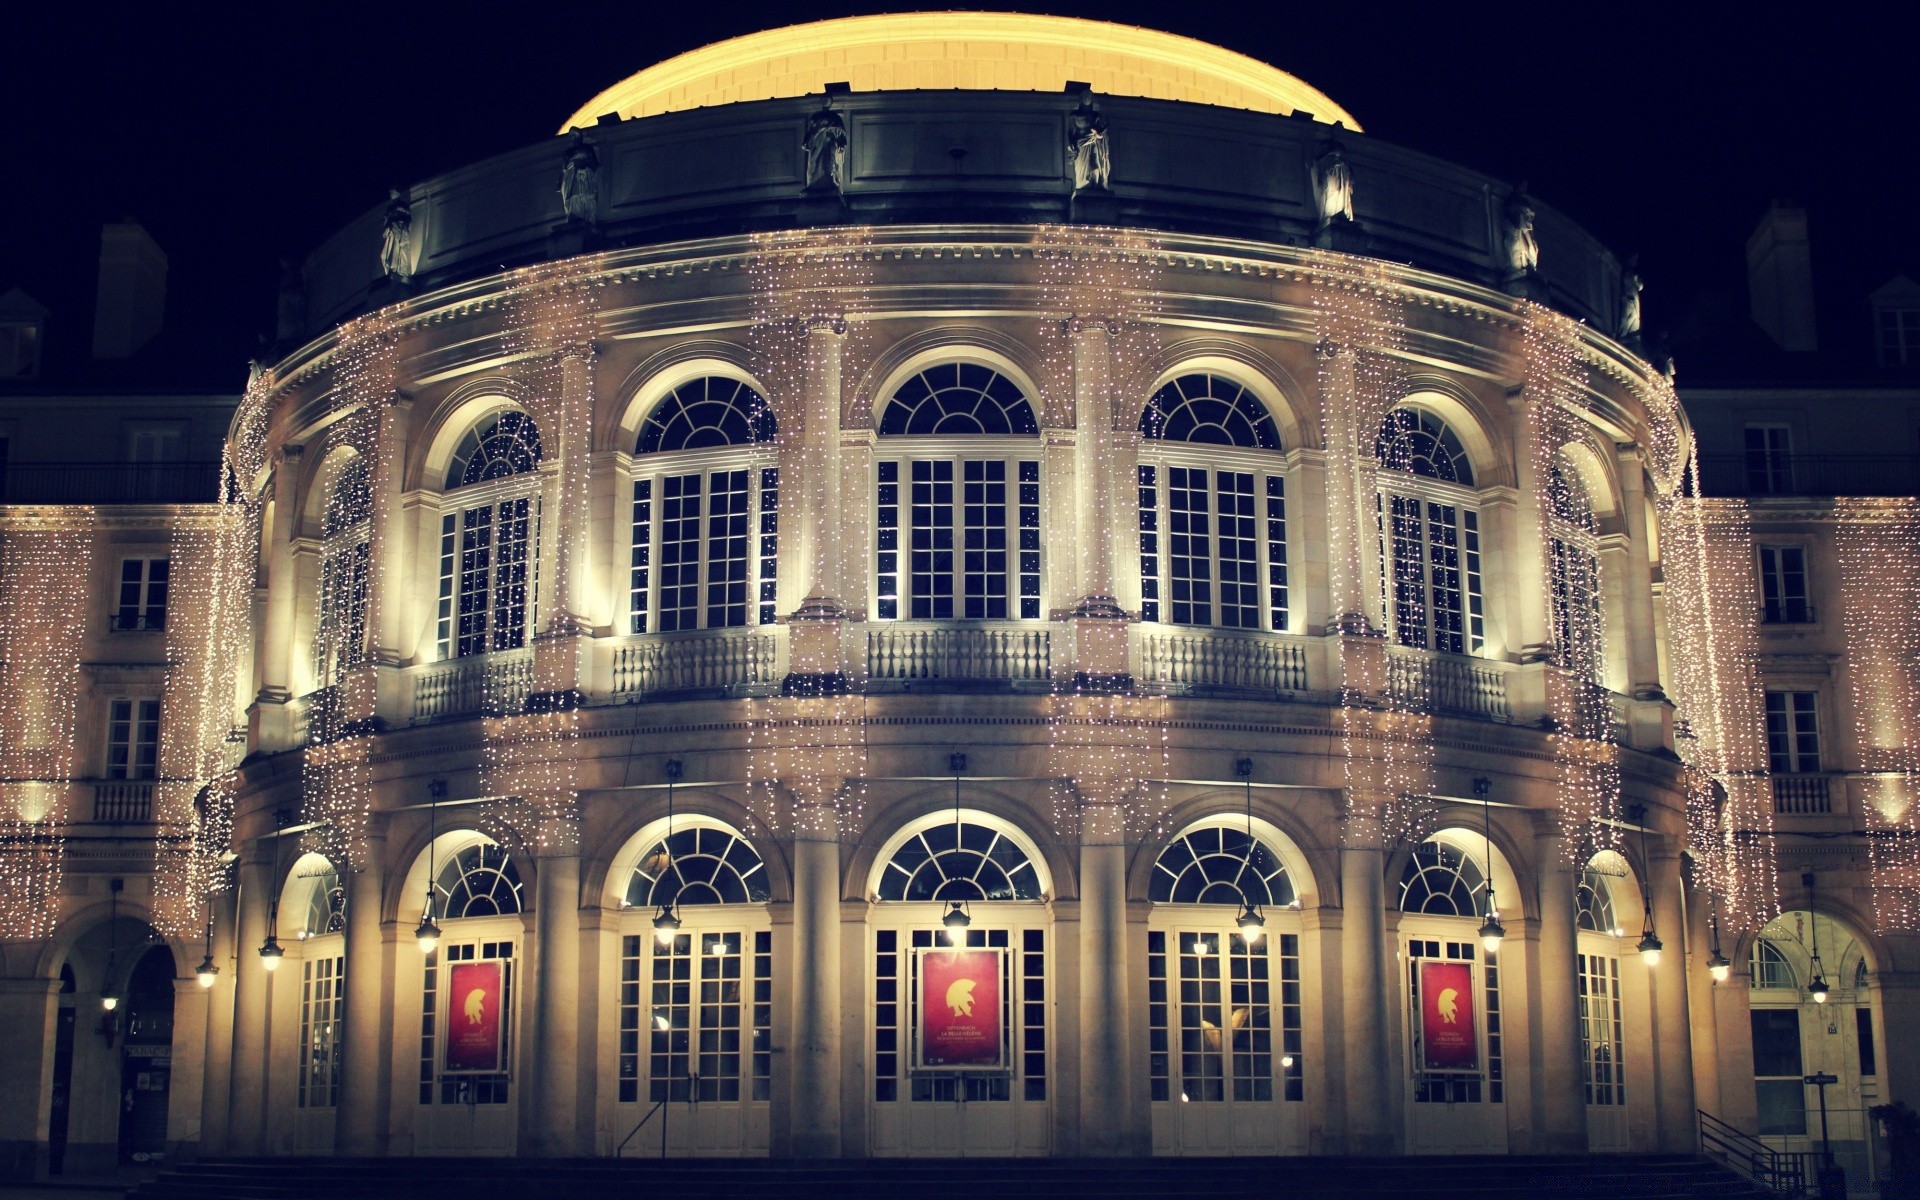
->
[945,977,977,1017]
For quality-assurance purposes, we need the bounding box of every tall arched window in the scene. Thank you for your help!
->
[1398,838,1490,916]
[1751,938,1796,990]
[434,841,525,917]
[625,822,772,908]
[1137,374,1289,630]
[1575,866,1619,934]
[313,455,371,687]
[1547,463,1603,683]
[1375,407,1484,654]
[630,377,780,634]
[874,364,1042,620]
[1147,821,1304,1106]
[875,817,1043,901]
[437,408,543,660]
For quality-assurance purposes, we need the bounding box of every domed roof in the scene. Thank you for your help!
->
[560,12,1360,132]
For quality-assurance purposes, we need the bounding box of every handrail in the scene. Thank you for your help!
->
[1699,1108,1809,1196]
[615,1099,667,1158]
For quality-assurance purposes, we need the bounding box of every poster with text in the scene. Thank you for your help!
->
[916,947,1004,1070]
[1420,960,1477,1070]
[446,961,503,1072]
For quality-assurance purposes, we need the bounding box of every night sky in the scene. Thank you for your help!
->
[3,1,1910,387]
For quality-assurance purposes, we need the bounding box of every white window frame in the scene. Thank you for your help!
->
[626,445,780,635]
[1764,689,1822,774]
[1757,544,1813,625]
[434,472,543,662]
[105,697,161,780]
[871,436,1044,622]
[298,950,345,1109]
[1375,475,1486,656]
[1137,444,1291,632]
[113,556,170,633]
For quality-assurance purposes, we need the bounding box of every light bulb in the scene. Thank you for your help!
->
[1709,961,1731,985]
[101,995,118,1012]
[259,937,284,972]
[415,915,441,955]
[1478,913,1506,956]
[195,957,219,989]
[1637,930,1662,968]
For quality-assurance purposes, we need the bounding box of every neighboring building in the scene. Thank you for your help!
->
[0,13,1913,1185]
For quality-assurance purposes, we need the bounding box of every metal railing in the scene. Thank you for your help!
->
[1699,1108,1813,1196]
[615,1099,669,1159]
[865,622,1051,685]
[92,781,155,823]
[1695,454,1920,499]
[612,629,780,697]
[1772,774,1834,815]
[106,611,167,633]
[1137,628,1310,693]
[0,461,223,505]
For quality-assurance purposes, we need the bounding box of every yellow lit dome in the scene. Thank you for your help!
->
[561,12,1360,132]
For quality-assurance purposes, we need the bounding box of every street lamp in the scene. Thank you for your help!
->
[1804,873,1829,1004]
[1629,805,1661,967]
[259,808,291,971]
[942,900,972,944]
[1235,758,1265,945]
[101,877,122,1012]
[195,891,220,988]
[416,783,441,955]
[1707,909,1732,985]
[1474,778,1505,955]
[653,760,685,946]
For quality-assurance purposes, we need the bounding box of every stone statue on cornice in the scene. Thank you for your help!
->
[560,130,601,224]
[803,101,849,194]
[380,187,414,282]
[1501,184,1539,278]
[1618,256,1644,342]
[1310,127,1354,227]
[1067,91,1111,193]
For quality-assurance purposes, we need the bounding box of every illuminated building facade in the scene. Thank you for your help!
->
[0,13,1915,1181]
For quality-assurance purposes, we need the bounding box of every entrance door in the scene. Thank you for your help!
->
[1404,936,1507,1153]
[1578,947,1628,1151]
[416,936,517,1154]
[869,925,1050,1156]
[1148,928,1304,1154]
[618,928,771,1156]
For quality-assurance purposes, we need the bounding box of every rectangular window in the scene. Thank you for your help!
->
[1426,501,1465,654]
[1857,1008,1877,1077]
[1147,930,1296,1104]
[314,541,370,685]
[961,460,1009,619]
[449,498,535,658]
[1577,952,1625,1107]
[910,460,956,619]
[1017,461,1041,621]
[1463,511,1484,653]
[874,928,1040,1103]
[435,941,513,1105]
[105,699,160,780]
[1744,426,1794,495]
[114,558,169,632]
[635,928,772,1103]
[629,479,653,634]
[1752,1008,1807,1135]
[298,954,345,1108]
[1265,475,1289,632]
[418,947,438,1104]
[704,469,751,629]
[1878,308,1920,367]
[1216,471,1259,629]
[1759,546,1812,624]
[658,474,702,633]
[1408,939,1500,1103]
[1765,691,1822,773]
[1388,495,1427,649]
[1381,495,1484,655]
[758,468,780,626]
[875,462,900,621]
[1167,466,1213,626]
[435,515,457,660]
[1137,465,1161,623]
[1549,536,1601,678]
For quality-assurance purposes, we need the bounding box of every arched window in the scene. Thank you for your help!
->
[1547,464,1603,682]
[637,377,777,453]
[1398,838,1490,917]
[446,410,543,489]
[1149,824,1296,907]
[1137,374,1289,631]
[630,378,781,634]
[302,866,347,937]
[625,823,771,908]
[1751,938,1796,990]
[874,364,1042,621]
[437,409,543,661]
[434,841,524,918]
[879,364,1038,435]
[313,456,371,688]
[875,818,1043,901]
[1575,867,1618,933]
[1375,407,1484,655]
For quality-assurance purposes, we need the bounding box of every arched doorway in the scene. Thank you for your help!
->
[1746,908,1886,1188]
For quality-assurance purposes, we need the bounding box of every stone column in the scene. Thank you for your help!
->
[1067,321,1132,688]
[785,321,850,692]
[528,348,594,712]
[1531,818,1587,1151]
[251,462,302,749]
[1339,801,1397,1154]
[199,891,237,1154]
[788,792,843,1156]
[1615,449,1672,748]
[1077,793,1130,1155]
[1647,846,1696,1151]
[1316,343,1378,635]
[336,831,390,1155]
[530,845,582,1155]
[1684,883,1725,1119]
[0,974,59,1180]
[227,854,275,1155]
[1873,970,1920,1123]
[167,974,211,1158]
[365,392,414,721]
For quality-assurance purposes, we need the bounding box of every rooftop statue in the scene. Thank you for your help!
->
[559,130,601,224]
[1309,129,1354,227]
[1067,91,1111,193]
[1618,256,1644,342]
[1501,185,1539,278]
[380,187,414,282]
[803,101,849,194]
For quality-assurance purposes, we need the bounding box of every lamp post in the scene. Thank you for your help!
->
[101,877,122,1013]
[1235,758,1265,945]
[258,809,292,972]
[1628,804,1661,967]
[944,754,971,944]
[1804,873,1829,1004]
[195,891,220,988]
[415,784,441,954]
[1706,908,1732,985]
[653,760,684,946]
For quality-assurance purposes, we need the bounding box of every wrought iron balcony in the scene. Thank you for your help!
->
[1694,454,1920,499]
[0,460,222,505]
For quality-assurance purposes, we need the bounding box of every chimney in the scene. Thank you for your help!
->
[91,221,168,359]
[1746,202,1817,352]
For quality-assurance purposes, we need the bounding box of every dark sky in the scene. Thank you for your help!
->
[3,1,1911,386]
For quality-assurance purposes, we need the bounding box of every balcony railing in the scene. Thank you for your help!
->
[0,461,223,505]
[1385,647,1511,720]
[93,780,155,822]
[107,611,167,633]
[865,623,1051,686]
[1771,774,1833,815]
[1695,454,1920,499]
[410,648,534,723]
[1137,628,1309,694]
[613,629,781,698]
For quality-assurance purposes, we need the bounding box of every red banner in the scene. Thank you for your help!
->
[1420,960,1477,1070]
[446,961,503,1072]
[917,947,1003,1070]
